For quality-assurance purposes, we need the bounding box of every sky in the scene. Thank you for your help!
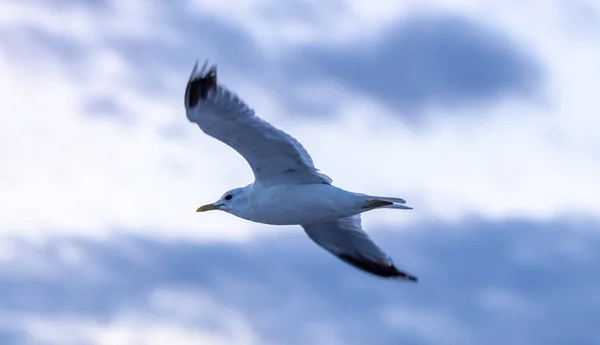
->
[0,0,599,344]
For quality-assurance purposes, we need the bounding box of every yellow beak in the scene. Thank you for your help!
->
[196,203,219,212]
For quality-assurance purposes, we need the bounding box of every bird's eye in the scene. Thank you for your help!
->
[224,194,233,200]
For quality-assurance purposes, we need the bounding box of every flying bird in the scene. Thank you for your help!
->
[184,60,418,282]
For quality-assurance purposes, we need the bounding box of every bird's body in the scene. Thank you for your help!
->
[184,60,418,282]
[234,183,360,225]
[226,183,401,225]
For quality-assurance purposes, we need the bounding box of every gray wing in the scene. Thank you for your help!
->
[302,215,418,281]
[184,60,332,186]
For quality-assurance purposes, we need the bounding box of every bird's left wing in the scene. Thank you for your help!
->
[184,60,332,186]
[301,215,418,281]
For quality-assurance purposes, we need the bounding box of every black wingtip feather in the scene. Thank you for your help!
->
[185,64,217,108]
[338,254,418,282]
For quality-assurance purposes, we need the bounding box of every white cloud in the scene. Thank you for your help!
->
[478,288,541,315]
[0,288,265,345]
[0,0,599,242]
[382,306,469,344]
[0,1,262,240]
[184,0,487,53]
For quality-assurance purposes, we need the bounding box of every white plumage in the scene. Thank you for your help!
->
[184,60,417,281]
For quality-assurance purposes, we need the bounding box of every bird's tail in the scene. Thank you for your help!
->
[362,195,413,210]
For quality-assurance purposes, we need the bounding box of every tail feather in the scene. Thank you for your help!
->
[369,196,407,204]
[381,203,413,210]
[362,195,413,210]
[363,199,393,209]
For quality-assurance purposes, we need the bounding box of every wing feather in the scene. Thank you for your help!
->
[184,60,332,186]
[302,215,418,281]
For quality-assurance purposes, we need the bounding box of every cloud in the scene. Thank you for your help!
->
[1,295,264,345]
[1,1,598,344]
[0,217,599,344]
[0,0,599,242]
[284,15,541,119]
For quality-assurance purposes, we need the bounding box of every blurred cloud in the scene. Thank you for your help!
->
[2,1,599,343]
[0,217,599,344]
[84,96,132,124]
[286,15,541,119]
[1,0,599,241]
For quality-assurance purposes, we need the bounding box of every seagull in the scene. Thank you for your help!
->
[184,60,418,282]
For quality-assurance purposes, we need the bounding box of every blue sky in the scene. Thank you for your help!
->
[1,0,599,344]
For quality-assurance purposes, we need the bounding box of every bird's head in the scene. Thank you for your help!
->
[196,187,247,215]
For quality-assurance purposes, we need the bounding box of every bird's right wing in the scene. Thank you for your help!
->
[184,60,332,186]
[301,215,418,281]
